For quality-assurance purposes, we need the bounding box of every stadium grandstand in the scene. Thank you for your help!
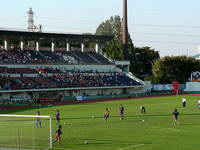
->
[0,29,146,104]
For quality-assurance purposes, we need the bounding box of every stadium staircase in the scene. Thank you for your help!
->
[125,72,146,86]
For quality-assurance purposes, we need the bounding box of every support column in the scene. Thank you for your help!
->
[98,43,103,54]
[51,42,55,52]
[4,40,7,50]
[36,41,39,51]
[20,41,24,50]
[95,43,99,53]
[81,43,84,52]
[66,43,70,51]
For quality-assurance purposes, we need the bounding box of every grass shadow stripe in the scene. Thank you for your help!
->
[119,144,145,150]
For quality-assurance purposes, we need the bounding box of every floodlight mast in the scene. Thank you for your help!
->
[122,0,129,60]
[28,7,34,32]
[27,8,43,32]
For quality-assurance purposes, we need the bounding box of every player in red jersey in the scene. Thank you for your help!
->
[53,125,63,145]
[55,110,60,125]
[104,108,110,123]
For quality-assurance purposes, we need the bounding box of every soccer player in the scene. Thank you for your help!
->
[104,108,110,123]
[119,104,125,120]
[197,99,200,109]
[36,111,42,128]
[53,125,63,145]
[55,110,60,125]
[140,106,146,114]
[173,108,179,125]
[182,97,186,107]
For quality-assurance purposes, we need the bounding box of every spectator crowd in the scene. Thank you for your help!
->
[0,67,141,90]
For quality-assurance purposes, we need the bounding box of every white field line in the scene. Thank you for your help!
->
[153,127,181,132]
[0,114,50,118]
[52,148,71,150]
[119,144,145,150]
[52,148,74,150]
[0,145,48,149]
[161,127,181,132]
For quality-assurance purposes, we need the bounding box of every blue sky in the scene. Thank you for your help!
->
[1,0,200,56]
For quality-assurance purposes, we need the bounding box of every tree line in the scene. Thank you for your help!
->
[95,15,200,84]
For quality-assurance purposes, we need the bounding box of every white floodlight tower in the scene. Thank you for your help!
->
[28,7,34,32]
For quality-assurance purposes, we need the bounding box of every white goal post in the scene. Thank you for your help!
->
[0,114,52,150]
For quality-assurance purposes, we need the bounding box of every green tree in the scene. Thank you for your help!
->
[95,15,160,77]
[96,15,122,40]
[152,56,200,83]
[129,46,159,78]
[96,15,135,60]
[96,15,123,60]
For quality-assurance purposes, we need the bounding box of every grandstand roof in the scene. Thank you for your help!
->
[192,53,200,60]
[0,30,114,42]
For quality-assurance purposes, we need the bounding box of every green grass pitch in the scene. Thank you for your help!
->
[1,95,200,150]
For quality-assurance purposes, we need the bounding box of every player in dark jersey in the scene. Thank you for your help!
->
[53,125,63,145]
[104,108,110,123]
[119,104,125,120]
[197,100,200,109]
[55,110,60,125]
[140,106,146,114]
[173,108,179,125]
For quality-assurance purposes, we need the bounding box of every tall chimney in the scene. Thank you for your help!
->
[122,0,129,60]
